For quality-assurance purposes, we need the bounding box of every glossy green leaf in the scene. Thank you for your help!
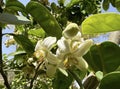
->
[0,13,30,25]
[99,71,120,89]
[84,41,120,74]
[12,34,34,54]
[82,13,120,34]
[102,0,109,11]
[52,70,73,89]
[28,28,45,38]
[26,1,62,39]
[6,0,25,12]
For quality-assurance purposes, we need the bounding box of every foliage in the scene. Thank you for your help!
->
[0,0,120,89]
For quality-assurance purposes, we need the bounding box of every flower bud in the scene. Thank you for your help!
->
[63,23,80,39]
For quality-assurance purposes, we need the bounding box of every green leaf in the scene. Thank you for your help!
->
[102,0,110,11]
[99,71,120,89]
[26,1,62,39]
[82,13,120,34]
[115,0,120,11]
[12,34,34,54]
[6,0,26,12]
[0,13,30,25]
[84,41,120,74]
[28,28,45,38]
[52,70,73,89]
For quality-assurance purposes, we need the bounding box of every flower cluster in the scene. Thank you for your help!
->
[33,23,93,77]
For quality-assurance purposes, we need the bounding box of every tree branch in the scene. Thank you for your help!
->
[0,26,11,89]
[29,61,44,89]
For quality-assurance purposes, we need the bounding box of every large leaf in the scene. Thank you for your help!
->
[84,41,120,74]
[12,34,34,54]
[82,13,120,34]
[0,13,30,25]
[6,0,25,12]
[52,70,73,89]
[99,71,120,89]
[26,1,62,39]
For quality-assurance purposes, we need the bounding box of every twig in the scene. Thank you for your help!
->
[0,26,11,89]
[29,61,43,89]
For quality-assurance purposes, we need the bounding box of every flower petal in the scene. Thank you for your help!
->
[72,32,83,41]
[46,63,57,77]
[63,23,79,39]
[57,37,71,54]
[35,40,42,51]
[41,37,56,50]
[47,51,59,65]
[56,48,65,59]
[73,39,93,57]
[75,57,88,71]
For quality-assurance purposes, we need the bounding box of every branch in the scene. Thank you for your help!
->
[29,61,44,89]
[0,26,11,89]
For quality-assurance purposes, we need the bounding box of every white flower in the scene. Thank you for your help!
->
[34,37,59,77]
[57,36,93,71]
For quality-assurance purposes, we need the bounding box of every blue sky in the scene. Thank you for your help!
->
[2,1,119,56]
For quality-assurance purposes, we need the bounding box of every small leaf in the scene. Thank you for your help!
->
[28,28,45,38]
[102,0,110,11]
[84,41,120,74]
[0,13,30,25]
[26,1,62,39]
[82,13,120,34]
[12,34,34,54]
[99,71,120,89]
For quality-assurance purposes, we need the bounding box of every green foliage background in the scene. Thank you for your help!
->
[0,0,120,89]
